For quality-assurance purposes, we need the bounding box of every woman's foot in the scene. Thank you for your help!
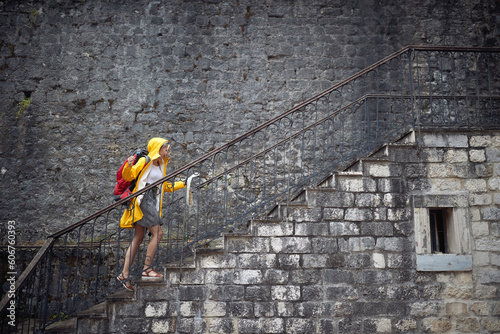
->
[117,273,134,291]
[142,269,164,280]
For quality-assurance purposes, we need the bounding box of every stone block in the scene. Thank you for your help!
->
[289,207,322,222]
[477,268,500,284]
[367,163,392,177]
[494,224,500,238]
[475,163,494,177]
[238,254,277,269]
[262,318,284,333]
[338,178,377,192]
[376,237,412,252]
[295,222,329,236]
[422,317,452,332]
[455,318,480,332]
[271,286,301,301]
[325,285,358,301]
[363,318,392,333]
[422,133,468,148]
[237,319,261,334]
[378,178,406,193]
[276,301,295,317]
[482,207,500,220]
[374,207,388,220]
[428,163,470,178]
[470,135,491,147]
[254,302,275,317]
[373,253,385,268]
[255,222,294,236]
[121,317,151,333]
[179,270,205,285]
[309,191,355,207]
[323,208,344,220]
[145,301,168,317]
[486,146,500,162]
[227,237,270,253]
[476,238,500,252]
[394,318,418,332]
[199,254,237,268]
[245,286,271,301]
[387,253,413,269]
[470,301,490,315]
[474,285,497,299]
[271,237,312,253]
[302,254,329,268]
[228,302,254,317]
[311,237,337,254]
[488,177,500,191]
[345,208,374,221]
[465,178,487,192]
[151,319,170,333]
[278,254,301,269]
[207,318,234,334]
[355,193,382,207]
[481,318,500,332]
[349,237,375,252]
[471,221,489,237]
[324,269,354,285]
[178,301,196,317]
[442,285,473,299]
[361,222,394,236]
[432,178,463,191]
[297,302,330,317]
[470,193,492,206]
[445,302,467,315]
[179,286,206,301]
[470,149,486,162]
[205,269,234,285]
[330,221,360,236]
[410,302,440,317]
[265,269,289,284]
[346,253,372,268]
[383,193,408,208]
[421,148,445,162]
[445,149,469,163]
[357,270,392,285]
[330,302,354,317]
[286,318,317,334]
[302,286,323,301]
[233,270,263,285]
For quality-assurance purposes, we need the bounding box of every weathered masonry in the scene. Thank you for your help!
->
[43,129,500,333]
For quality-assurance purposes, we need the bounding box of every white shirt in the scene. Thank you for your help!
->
[147,164,163,184]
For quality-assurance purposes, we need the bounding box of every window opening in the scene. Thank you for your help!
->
[429,209,447,253]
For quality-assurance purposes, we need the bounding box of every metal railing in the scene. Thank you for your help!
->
[1,46,499,333]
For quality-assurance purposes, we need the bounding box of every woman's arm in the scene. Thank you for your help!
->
[122,156,147,181]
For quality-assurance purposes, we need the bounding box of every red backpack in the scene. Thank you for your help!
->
[113,149,150,202]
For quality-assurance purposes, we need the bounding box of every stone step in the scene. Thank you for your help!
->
[74,301,109,334]
[44,318,76,334]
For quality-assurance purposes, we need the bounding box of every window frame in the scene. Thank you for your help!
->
[413,197,472,272]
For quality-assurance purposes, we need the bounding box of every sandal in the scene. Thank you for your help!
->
[142,269,164,280]
[117,273,134,291]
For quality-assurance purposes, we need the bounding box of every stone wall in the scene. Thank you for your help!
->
[1,0,500,243]
[70,129,500,333]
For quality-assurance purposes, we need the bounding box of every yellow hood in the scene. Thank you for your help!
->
[147,137,169,161]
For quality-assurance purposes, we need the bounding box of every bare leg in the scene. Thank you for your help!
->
[143,225,163,272]
[122,224,145,277]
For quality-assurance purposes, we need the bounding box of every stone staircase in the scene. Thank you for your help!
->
[46,129,500,333]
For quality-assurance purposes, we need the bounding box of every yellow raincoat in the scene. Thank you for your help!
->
[119,138,185,229]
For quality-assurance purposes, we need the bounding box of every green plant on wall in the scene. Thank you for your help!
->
[28,9,39,27]
[16,97,31,119]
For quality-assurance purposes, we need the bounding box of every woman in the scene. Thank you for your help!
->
[117,138,185,291]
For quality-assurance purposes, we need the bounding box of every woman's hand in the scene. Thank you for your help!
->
[127,156,135,166]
